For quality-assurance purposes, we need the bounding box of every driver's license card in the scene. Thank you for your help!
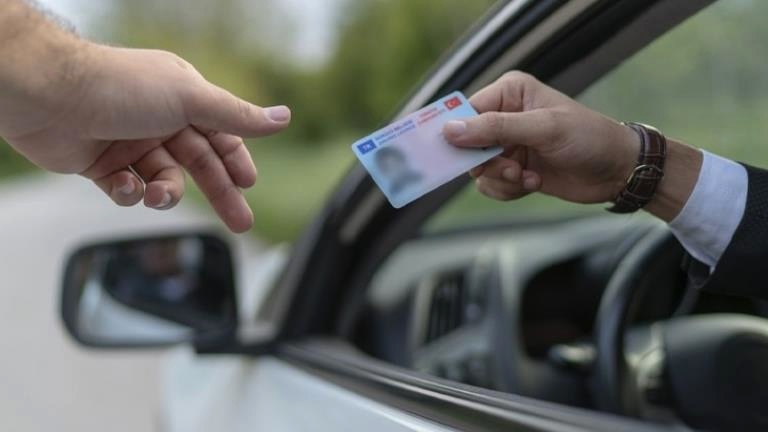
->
[351,91,502,208]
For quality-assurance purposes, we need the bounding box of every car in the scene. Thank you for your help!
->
[58,0,768,431]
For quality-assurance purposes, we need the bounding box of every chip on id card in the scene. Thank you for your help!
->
[352,91,502,208]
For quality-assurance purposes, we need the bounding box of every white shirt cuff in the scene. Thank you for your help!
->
[668,150,747,270]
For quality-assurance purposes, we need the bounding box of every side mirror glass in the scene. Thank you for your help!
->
[61,233,237,348]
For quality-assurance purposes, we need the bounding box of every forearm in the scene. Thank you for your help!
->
[0,0,89,138]
[636,133,747,272]
[643,138,703,222]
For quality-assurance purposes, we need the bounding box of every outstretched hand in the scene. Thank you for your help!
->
[3,42,290,233]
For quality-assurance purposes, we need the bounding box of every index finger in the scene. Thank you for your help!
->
[164,127,253,233]
[194,127,258,188]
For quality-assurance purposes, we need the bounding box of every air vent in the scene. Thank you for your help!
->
[424,270,467,344]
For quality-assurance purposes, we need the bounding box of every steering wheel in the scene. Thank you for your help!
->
[594,225,768,430]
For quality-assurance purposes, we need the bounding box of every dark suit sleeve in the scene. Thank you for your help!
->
[687,164,768,300]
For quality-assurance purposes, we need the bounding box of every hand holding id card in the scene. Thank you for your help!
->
[352,92,502,208]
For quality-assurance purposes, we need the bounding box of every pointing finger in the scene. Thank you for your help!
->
[195,128,257,188]
[164,127,253,233]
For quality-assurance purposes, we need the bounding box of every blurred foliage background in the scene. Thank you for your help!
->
[0,144,35,178]
[0,0,495,242]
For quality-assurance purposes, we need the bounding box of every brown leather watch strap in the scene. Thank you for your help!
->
[607,122,667,214]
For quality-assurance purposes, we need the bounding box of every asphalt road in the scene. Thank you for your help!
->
[0,174,263,432]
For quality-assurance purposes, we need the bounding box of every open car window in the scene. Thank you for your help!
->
[351,0,766,422]
[424,0,767,234]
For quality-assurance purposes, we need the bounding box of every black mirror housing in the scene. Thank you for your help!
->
[60,232,238,349]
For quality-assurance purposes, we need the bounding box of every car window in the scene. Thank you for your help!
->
[358,0,762,398]
[424,0,766,233]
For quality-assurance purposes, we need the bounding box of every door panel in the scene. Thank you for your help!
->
[160,349,455,432]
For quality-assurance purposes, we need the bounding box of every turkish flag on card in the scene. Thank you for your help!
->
[444,96,462,110]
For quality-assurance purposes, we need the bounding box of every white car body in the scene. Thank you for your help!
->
[160,247,454,432]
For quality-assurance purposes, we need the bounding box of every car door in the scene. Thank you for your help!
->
[58,0,726,430]
[159,1,712,431]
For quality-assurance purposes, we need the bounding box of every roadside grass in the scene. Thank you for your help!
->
[243,136,355,242]
[0,139,37,180]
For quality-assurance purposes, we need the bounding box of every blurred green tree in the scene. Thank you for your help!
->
[0,139,36,178]
[580,0,768,162]
[323,0,496,130]
[92,0,491,141]
[258,0,497,139]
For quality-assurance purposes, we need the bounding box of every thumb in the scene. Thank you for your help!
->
[184,81,291,137]
[443,109,555,149]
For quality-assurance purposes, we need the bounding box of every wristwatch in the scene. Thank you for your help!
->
[607,122,667,214]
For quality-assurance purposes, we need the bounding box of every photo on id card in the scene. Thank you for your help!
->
[352,92,502,208]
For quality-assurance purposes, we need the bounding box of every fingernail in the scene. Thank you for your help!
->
[117,181,135,195]
[523,178,537,191]
[444,120,467,137]
[502,167,518,181]
[264,105,291,122]
[155,192,172,209]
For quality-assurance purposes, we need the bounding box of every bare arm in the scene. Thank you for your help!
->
[0,1,87,137]
[0,0,291,233]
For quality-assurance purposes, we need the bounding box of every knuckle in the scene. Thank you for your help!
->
[187,148,218,175]
[483,112,507,137]
[162,51,198,74]
[221,146,247,169]
[475,178,497,198]
[112,193,140,207]
[500,71,540,92]
[209,182,240,206]
[501,70,532,84]
[500,71,539,109]
[234,98,254,122]
[538,109,561,142]
[167,167,187,190]
[180,82,210,120]
[475,179,488,195]
[498,188,521,201]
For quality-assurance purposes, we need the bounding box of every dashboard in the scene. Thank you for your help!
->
[354,215,683,407]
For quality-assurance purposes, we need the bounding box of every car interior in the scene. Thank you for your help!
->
[352,213,768,428]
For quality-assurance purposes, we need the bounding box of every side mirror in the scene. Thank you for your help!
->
[61,233,238,348]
